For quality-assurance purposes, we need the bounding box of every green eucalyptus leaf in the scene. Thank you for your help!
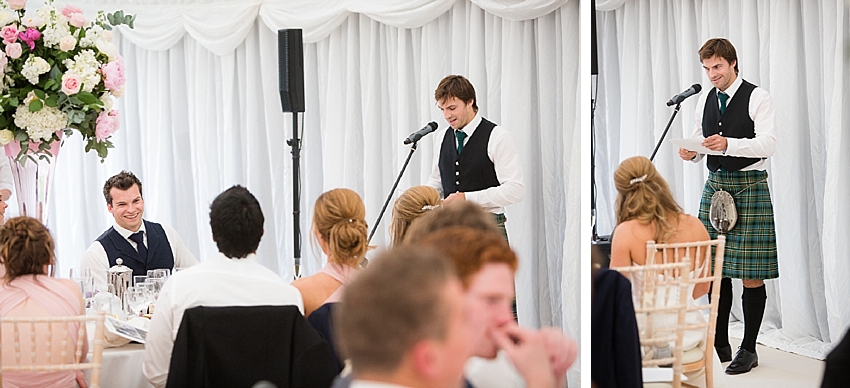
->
[28,100,43,112]
[9,97,18,107]
[76,92,99,105]
[15,132,28,141]
[45,95,58,107]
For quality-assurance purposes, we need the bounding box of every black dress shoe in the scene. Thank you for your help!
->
[725,347,758,374]
[716,344,732,363]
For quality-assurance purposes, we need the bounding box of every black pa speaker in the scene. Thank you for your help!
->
[278,29,305,113]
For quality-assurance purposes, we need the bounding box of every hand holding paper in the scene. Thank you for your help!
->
[671,137,726,156]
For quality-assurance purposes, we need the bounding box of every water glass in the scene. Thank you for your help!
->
[147,268,170,280]
[133,275,148,287]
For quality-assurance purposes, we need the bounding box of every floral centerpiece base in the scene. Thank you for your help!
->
[4,130,60,223]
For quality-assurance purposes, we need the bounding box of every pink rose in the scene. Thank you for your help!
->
[5,43,21,59]
[95,110,120,141]
[68,13,87,28]
[7,0,26,11]
[18,28,40,51]
[2,25,18,45]
[102,56,125,91]
[61,73,82,95]
[61,5,83,18]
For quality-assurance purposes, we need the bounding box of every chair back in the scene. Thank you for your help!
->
[646,236,726,388]
[166,305,337,388]
[1,311,106,388]
[615,257,691,388]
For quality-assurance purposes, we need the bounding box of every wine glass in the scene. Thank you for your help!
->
[125,286,149,316]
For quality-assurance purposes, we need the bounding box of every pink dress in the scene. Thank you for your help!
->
[0,275,86,388]
[317,262,359,305]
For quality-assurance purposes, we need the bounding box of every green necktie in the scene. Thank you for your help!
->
[718,91,729,115]
[456,130,467,155]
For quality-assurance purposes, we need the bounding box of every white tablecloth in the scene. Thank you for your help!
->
[87,343,152,388]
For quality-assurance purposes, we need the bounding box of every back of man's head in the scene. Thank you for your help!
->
[418,226,517,289]
[403,201,500,244]
[335,246,460,379]
[209,185,264,258]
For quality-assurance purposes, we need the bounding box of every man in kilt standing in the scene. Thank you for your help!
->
[678,38,778,375]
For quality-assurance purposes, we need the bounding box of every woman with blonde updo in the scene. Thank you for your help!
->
[610,156,719,374]
[610,156,710,296]
[293,188,370,317]
[0,217,89,388]
[389,185,441,245]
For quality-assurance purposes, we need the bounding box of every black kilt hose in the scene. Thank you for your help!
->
[698,169,779,280]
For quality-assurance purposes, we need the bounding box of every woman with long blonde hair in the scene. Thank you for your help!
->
[610,155,709,284]
[389,185,441,245]
[293,188,371,317]
[609,156,720,376]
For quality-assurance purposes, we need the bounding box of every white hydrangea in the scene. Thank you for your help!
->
[62,50,101,92]
[79,24,105,48]
[21,56,50,85]
[13,104,68,142]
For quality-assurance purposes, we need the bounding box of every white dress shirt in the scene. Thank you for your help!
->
[350,381,411,388]
[691,75,777,171]
[465,352,525,388]
[426,113,525,214]
[82,221,198,289]
[143,253,305,387]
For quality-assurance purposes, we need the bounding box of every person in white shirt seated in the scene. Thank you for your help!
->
[335,246,474,388]
[143,185,305,387]
[82,171,197,288]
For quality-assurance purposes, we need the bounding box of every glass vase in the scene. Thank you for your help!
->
[3,135,61,225]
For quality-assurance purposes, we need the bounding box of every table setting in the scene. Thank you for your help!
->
[75,265,171,388]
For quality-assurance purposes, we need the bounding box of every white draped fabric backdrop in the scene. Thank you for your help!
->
[12,0,581,385]
[594,0,850,359]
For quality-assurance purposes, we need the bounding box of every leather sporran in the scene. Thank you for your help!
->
[709,190,737,233]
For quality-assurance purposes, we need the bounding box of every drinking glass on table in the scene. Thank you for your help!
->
[70,267,94,310]
[133,275,148,287]
[125,286,149,316]
[148,268,170,278]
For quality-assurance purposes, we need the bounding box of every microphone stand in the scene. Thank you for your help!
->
[368,141,419,244]
[650,101,682,162]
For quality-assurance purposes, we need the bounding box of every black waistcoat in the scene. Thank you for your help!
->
[438,118,500,198]
[96,220,174,276]
[702,80,761,172]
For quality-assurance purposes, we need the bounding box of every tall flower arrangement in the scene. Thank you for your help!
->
[0,0,134,162]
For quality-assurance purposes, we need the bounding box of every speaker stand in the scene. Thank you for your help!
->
[287,113,302,279]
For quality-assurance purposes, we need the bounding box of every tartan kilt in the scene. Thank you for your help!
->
[698,169,779,280]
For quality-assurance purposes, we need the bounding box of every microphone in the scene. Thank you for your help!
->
[403,122,439,144]
[666,84,702,106]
